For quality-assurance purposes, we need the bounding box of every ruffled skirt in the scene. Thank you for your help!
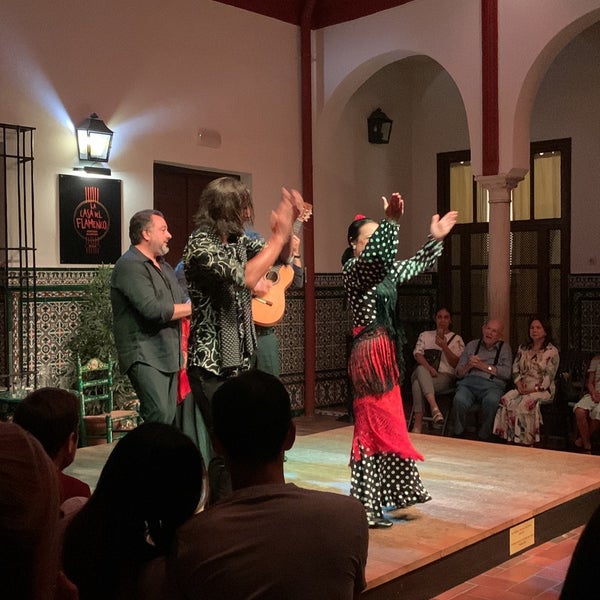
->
[348,325,430,517]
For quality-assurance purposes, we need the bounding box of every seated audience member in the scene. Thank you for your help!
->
[452,319,512,441]
[169,369,369,600]
[62,422,203,600]
[560,502,600,599]
[13,387,91,505]
[493,317,559,446]
[572,354,600,454]
[0,421,78,600]
[411,307,464,433]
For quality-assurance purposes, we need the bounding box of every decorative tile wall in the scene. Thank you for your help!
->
[4,269,599,413]
[570,274,600,352]
[32,269,95,385]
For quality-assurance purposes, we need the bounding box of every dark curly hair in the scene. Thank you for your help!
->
[193,177,253,240]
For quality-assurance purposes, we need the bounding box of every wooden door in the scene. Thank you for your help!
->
[153,164,239,267]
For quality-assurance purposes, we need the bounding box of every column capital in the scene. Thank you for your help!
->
[475,169,528,203]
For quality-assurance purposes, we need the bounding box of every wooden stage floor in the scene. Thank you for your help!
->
[67,416,600,600]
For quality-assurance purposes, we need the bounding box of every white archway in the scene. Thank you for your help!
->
[498,3,600,176]
[313,52,470,273]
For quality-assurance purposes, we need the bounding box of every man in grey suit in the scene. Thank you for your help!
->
[111,209,191,424]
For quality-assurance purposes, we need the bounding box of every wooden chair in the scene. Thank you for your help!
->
[75,357,140,446]
[0,390,27,421]
[538,357,569,449]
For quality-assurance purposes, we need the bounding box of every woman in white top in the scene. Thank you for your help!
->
[411,308,464,433]
[573,354,600,454]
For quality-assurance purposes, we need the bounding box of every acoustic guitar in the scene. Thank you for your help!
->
[252,203,312,327]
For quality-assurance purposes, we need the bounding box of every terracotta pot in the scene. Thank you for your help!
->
[83,411,138,445]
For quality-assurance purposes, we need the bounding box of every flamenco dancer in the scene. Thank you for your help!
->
[341,193,457,528]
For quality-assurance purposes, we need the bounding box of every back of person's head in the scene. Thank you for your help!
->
[193,176,253,239]
[0,421,61,600]
[62,422,203,599]
[13,387,80,461]
[212,369,292,465]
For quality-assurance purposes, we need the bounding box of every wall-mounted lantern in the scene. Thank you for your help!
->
[367,108,393,144]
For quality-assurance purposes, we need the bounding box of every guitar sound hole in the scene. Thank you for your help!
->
[265,270,279,283]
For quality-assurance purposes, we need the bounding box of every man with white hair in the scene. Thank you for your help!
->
[452,319,513,441]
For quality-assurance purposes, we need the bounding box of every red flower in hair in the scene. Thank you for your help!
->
[353,214,366,221]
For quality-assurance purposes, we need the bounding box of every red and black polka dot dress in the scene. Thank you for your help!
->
[343,219,443,520]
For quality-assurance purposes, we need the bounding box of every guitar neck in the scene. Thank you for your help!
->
[292,218,304,236]
[289,202,312,247]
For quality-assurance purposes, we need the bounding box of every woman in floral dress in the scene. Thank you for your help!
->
[341,193,457,528]
[493,317,560,446]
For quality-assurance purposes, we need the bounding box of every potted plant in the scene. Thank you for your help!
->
[66,265,139,441]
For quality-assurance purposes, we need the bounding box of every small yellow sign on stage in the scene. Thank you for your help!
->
[509,519,535,555]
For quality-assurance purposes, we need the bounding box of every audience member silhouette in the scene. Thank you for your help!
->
[169,369,369,600]
[0,421,78,600]
[13,387,91,505]
[62,422,203,600]
[560,502,600,599]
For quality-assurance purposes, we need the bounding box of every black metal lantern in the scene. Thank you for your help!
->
[76,113,113,162]
[367,108,393,144]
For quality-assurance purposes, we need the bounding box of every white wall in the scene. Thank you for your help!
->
[498,0,600,173]
[312,0,600,274]
[312,0,481,273]
[0,0,302,266]
[531,20,600,273]
[2,0,600,275]
[313,57,467,271]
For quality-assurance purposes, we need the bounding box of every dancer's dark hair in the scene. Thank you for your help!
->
[341,214,375,265]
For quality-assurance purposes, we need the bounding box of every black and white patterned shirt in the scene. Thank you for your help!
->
[183,228,264,376]
[342,220,443,328]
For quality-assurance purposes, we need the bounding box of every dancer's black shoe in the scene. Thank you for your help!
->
[367,517,393,529]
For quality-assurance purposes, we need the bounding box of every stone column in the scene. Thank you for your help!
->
[475,171,526,337]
